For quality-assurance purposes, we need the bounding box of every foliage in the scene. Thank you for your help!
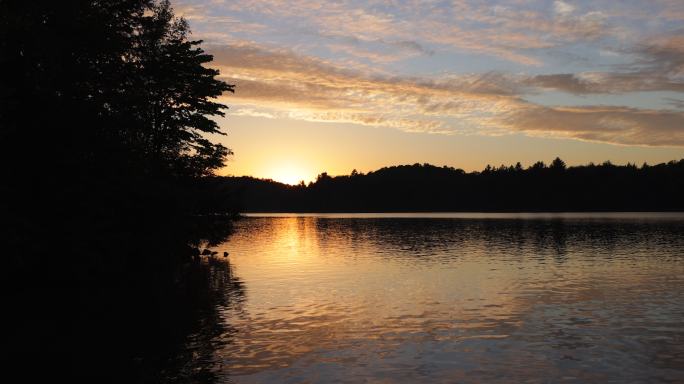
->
[1,2,236,379]
[219,159,684,212]
[0,0,233,182]
[132,1,234,176]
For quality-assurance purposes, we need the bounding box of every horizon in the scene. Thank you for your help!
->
[174,0,683,185]
[224,156,684,185]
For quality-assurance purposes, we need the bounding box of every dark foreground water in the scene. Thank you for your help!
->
[168,213,684,383]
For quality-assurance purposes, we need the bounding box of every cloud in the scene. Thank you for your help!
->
[506,105,684,146]
[231,107,278,119]
[657,0,684,21]
[177,0,613,66]
[665,98,684,110]
[632,33,684,75]
[209,42,684,147]
[174,1,684,147]
[554,1,575,16]
[326,42,425,64]
[524,33,684,94]
[525,71,684,94]
[173,2,268,41]
[434,1,611,59]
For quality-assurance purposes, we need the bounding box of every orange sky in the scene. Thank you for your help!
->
[213,114,683,184]
[176,0,684,184]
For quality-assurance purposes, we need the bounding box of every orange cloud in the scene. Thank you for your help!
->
[207,42,684,147]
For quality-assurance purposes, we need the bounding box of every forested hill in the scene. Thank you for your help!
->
[217,158,684,212]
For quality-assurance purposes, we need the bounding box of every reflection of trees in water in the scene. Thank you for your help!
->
[321,218,684,380]
[151,217,684,382]
[312,218,684,264]
[92,217,246,383]
[159,257,245,384]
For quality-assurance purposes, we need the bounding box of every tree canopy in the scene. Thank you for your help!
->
[2,2,238,379]
[218,159,684,212]
[0,0,233,181]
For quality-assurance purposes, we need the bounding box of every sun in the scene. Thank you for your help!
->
[274,172,305,185]
[269,163,310,185]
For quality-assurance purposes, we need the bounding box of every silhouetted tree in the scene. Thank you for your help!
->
[214,159,684,212]
[131,1,234,176]
[530,161,546,170]
[0,0,233,183]
[1,2,237,379]
[550,157,566,171]
[317,172,331,182]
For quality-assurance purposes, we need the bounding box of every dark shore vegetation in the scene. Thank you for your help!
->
[222,158,684,212]
[1,1,238,381]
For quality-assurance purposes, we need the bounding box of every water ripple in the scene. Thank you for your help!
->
[177,214,684,383]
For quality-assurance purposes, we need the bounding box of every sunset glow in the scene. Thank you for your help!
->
[267,163,310,185]
[175,0,684,178]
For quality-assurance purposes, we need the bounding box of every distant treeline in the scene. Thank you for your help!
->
[218,158,684,212]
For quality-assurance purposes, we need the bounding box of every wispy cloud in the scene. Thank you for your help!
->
[172,1,684,147]
[505,105,684,146]
[177,0,617,66]
[525,33,684,94]
[209,42,683,146]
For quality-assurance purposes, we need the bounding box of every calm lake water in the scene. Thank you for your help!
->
[176,213,684,383]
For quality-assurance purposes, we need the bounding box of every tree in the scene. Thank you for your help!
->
[0,0,233,182]
[550,157,566,171]
[132,1,234,176]
[316,172,331,182]
[530,161,546,170]
[1,2,237,378]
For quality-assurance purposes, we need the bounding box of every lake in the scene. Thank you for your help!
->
[172,213,684,383]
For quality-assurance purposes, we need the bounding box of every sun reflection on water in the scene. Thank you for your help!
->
[193,215,684,383]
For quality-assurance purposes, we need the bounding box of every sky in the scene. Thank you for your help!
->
[173,0,683,184]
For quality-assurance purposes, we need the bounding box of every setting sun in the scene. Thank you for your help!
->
[267,162,312,185]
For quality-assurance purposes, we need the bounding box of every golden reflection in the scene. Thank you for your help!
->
[211,216,684,381]
[267,217,320,263]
